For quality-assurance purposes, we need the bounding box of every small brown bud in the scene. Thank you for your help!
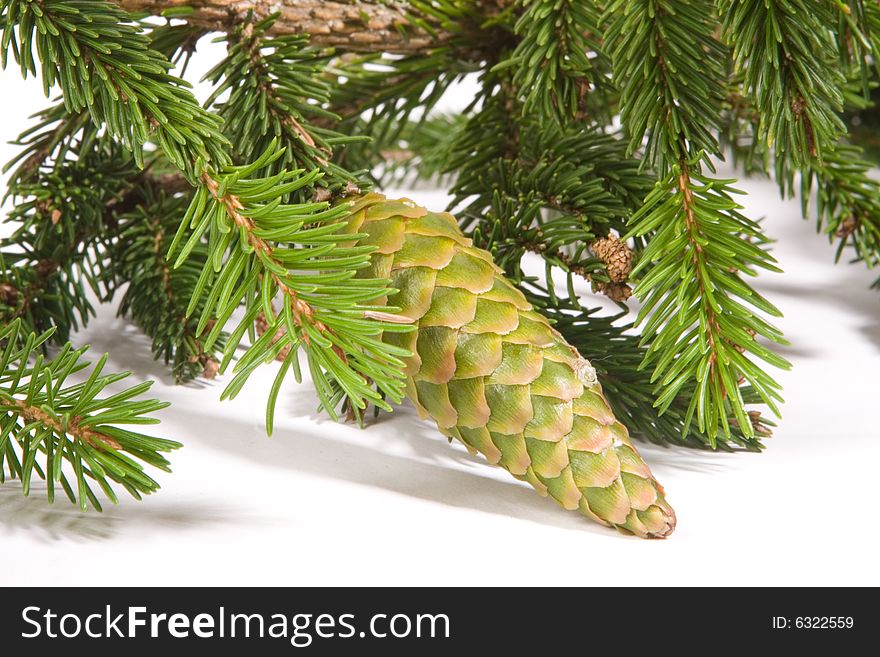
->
[836,216,859,238]
[590,234,633,283]
[313,187,332,203]
[202,358,220,380]
[592,281,633,302]
[0,282,19,305]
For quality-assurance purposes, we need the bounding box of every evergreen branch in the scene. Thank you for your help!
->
[627,160,790,443]
[1,143,138,343]
[1,102,91,187]
[801,142,880,269]
[203,12,362,192]
[718,85,772,176]
[0,320,179,510]
[0,0,228,177]
[498,0,606,122]
[3,2,413,434]
[329,48,482,171]
[534,297,769,450]
[112,189,225,382]
[324,0,505,170]
[721,0,847,178]
[832,0,875,93]
[167,144,414,431]
[1,20,202,187]
[602,0,789,442]
[472,207,768,449]
[604,0,727,172]
[716,48,880,276]
[345,112,467,185]
[448,91,653,300]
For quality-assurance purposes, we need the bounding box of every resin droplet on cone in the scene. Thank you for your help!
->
[344,194,675,538]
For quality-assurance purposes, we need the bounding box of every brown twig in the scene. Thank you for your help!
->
[677,165,721,376]
[118,0,458,54]
[520,232,633,302]
[200,173,341,357]
[8,399,123,451]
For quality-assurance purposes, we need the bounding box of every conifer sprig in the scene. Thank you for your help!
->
[601,0,789,441]
[0,0,228,176]
[2,0,878,484]
[327,0,490,175]
[721,0,847,177]
[604,0,726,172]
[167,145,413,431]
[628,163,790,442]
[0,320,179,510]
[203,13,362,191]
[2,1,414,417]
[801,143,880,269]
[1,102,91,187]
[1,141,135,343]
[112,189,225,383]
[499,0,607,123]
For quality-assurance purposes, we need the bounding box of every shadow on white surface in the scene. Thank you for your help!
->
[761,274,880,352]
[168,404,619,536]
[77,311,224,389]
[0,486,237,543]
[636,440,753,476]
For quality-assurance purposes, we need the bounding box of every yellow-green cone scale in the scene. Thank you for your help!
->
[344,194,676,538]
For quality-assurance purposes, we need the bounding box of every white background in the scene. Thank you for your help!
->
[1,39,878,586]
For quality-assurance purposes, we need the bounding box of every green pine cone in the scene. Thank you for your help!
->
[344,194,675,538]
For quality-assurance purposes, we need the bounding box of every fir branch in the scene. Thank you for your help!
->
[628,161,790,443]
[474,226,768,449]
[604,0,727,172]
[0,0,228,177]
[603,0,788,441]
[3,0,410,414]
[801,143,880,269]
[449,91,652,300]
[498,0,607,122]
[721,0,847,179]
[1,102,92,188]
[0,5,201,192]
[1,143,138,343]
[203,12,361,192]
[535,299,769,450]
[167,144,414,431]
[112,190,225,382]
[329,48,482,172]
[349,112,467,185]
[324,0,506,172]
[718,83,880,273]
[0,320,179,510]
